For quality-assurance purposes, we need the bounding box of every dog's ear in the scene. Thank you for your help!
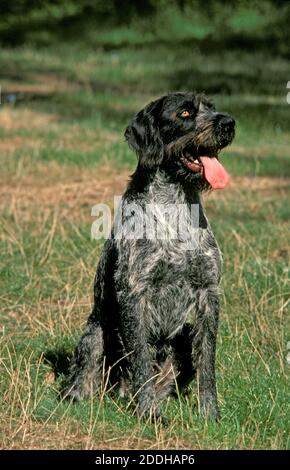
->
[125,97,165,169]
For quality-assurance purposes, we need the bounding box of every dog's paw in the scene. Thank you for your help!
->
[61,382,87,402]
[155,413,169,427]
[136,404,169,426]
[199,398,221,422]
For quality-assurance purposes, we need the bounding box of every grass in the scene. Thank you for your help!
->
[0,38,289,450]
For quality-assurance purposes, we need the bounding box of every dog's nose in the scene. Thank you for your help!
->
[218,114,235,129]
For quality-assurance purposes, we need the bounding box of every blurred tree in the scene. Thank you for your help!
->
[0,0,289,50]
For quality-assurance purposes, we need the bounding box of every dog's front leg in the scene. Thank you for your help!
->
[119,300,160,421]
[195,286,220,421]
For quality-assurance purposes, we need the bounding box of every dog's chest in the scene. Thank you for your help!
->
[139,230,220,339]
[116,173,222,340]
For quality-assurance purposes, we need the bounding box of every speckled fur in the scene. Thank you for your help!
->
[64,92,235,422]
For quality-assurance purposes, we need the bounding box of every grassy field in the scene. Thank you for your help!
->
[0,41,289,450]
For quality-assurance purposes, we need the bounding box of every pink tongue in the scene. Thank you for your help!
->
[199,156,229,189]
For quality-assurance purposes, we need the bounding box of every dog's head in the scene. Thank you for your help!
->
[125,92,235,190]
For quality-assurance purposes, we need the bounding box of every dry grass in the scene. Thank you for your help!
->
[2,73,78,95]
[0,136,43,154]
[1,156,289,224]
[0,108,59,131]
[0,164,128,222]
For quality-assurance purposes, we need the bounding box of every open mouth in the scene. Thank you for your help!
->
[181,152,229,189]
[181,154,204,174]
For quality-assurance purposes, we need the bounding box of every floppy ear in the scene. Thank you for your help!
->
[125,97,164,169]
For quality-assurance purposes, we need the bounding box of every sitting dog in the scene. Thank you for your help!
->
[64,92,235,422]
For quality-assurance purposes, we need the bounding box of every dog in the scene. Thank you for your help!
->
[64,92,235,422]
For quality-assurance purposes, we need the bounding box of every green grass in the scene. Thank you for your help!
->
[0,38,289,449]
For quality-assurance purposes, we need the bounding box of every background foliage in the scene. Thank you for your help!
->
[0,0,289,53]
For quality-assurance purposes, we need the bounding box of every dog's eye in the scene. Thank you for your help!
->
[180,110,190,118]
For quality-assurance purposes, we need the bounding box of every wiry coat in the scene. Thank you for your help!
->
[64,92,235,421]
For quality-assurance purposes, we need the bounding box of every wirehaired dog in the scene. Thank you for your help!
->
[64,92,235,422]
